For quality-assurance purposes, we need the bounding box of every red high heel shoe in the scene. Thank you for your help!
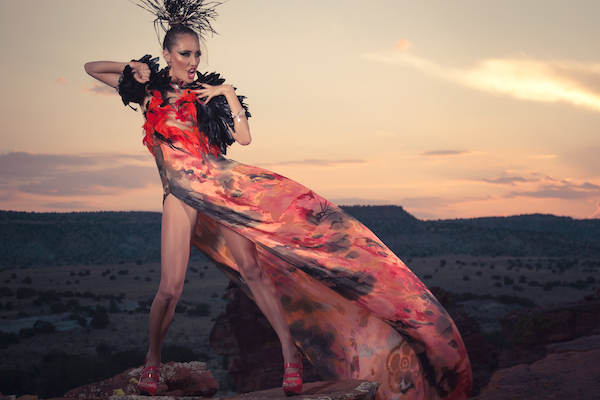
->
[282,355,303,396]
[137,364,161,396]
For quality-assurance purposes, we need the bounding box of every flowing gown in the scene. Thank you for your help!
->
[130,74,472,400]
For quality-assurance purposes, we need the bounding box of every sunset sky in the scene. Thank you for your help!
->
[1,0,599,220]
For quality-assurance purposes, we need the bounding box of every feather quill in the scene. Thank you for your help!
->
[129,0,222,40]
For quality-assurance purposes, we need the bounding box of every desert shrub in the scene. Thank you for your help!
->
[77,270,91,277]
[503,276,514,285]
[0,331,19,349]
[527,280,540,286]
[109,275,116,281]
[90,306,109,329]
[512,285,524,291]
[50,302,69,314]
[117,269,129,275]
[22,276,32,284]
[136,300,151,312]
[33,349,146,398]
[96,340,116,355]
[38,291,62,303]
[18,327,36,339]
[494,282,502,287]
[109,299,119,314]
[476,271,482,276]
[491,275,501,280]
[69,272,76,277]
[423,274,432,279]
[33,320,56,334]
[162,345,204,362]
[519,275,527,284]
[188,302,211,317]
[5,301,13,310]
[482,330,509,348]
[463,275,470,281]
[66,299,80,308]
[175,304,188,313]
[0,367,33,396]
[0,287,15,298]
[16,287,37,299]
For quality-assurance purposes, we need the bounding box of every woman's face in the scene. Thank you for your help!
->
[163,33,201,84]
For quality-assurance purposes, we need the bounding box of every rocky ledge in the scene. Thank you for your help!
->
[471,334,600,400]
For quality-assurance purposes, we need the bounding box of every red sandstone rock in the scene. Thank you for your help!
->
[225,379,379,400]
[497,299,600,369]
[501,299,600,345]
[471,335,600,400]
[62,361,218,398]
[430,287,499,395]
[210,285,320,393]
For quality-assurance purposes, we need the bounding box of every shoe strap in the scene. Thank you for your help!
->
[284,362,302,369]
[141,365,160,379]
[284,372,301,379]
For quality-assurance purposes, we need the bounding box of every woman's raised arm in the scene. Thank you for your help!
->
[84,61,150,88]
[194,83,252,146]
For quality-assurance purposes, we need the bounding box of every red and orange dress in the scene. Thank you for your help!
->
[118,55,472,400]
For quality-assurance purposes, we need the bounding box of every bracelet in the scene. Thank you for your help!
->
[232,109,245,123]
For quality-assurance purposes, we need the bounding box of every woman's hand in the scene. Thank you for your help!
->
[194,83,234,104]
[193,82,251,145]
[130,62,151,84]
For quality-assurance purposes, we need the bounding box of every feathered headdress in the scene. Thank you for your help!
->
[130,0,222,41]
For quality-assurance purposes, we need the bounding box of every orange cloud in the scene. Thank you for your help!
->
[55,77,67,84]
[365,46,600,112]
[393,39,412,52]
[83,82,118,96]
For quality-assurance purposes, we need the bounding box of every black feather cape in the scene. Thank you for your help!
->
[117,54,250,155]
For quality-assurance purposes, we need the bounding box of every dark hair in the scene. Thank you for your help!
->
[163,25,199,51]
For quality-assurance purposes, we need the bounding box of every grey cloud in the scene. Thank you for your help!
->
[420,150,470,156]
[400,196,467,208]
[17,165,158,196]
[0,152,158,197]
[329,198,393,206]
[83,83,119,96]
[42,201,92,209]
[506,181,600,200]
[481,176,538,185]
[260,159,368,167]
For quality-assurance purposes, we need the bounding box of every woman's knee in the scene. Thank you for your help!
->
[238,259,264,282]
[156,283,184,304]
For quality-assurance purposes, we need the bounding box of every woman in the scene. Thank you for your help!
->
[85,1,472,399]
[86,22,302,400]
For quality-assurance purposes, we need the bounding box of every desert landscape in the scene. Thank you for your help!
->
[1,207,599,398]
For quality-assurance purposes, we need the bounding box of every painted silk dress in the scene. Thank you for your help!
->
[119,56,472,400]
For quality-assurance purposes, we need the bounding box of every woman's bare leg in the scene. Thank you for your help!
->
[144,194,197,371]
[219,225,300,387]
